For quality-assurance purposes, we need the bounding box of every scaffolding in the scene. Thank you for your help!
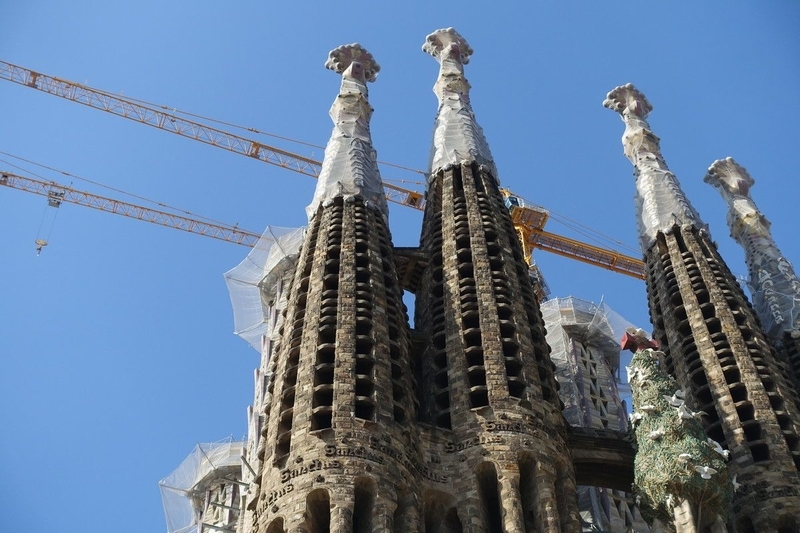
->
[159,438,245,533]
[223,227,305,352]
[542,297,650,532]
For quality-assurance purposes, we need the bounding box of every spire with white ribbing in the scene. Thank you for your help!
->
[423,28,496,180]
[306,43,388,221]
[603,83,705,251]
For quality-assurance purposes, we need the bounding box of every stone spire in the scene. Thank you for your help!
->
[306,43,388,221]
[603,84,705,250]
[705,157,800,341]
[423,27,496,179]
[247,43,419,533]
[605,85,800,531]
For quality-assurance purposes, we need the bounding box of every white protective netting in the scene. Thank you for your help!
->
[542,297,633,373]
[224,226,305,351]
[542,297,635,426]
[159,438,244,533]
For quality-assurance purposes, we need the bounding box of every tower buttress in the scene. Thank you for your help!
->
[605,84,800,532]
[705,157,800,383]
[248,44,419,533]
[414,27,580,532]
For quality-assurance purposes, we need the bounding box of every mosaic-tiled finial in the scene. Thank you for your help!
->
[603,83,653,120]
[325,43,380,83]
[423,27,473,66]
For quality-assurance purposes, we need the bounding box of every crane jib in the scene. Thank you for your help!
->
[0,59,643,278]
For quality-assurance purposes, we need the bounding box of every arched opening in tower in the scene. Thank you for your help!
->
[476,462,503,533]
[265,516,285,533]
[304,488,331,533]
[421,489,461,533]
[353,477,375,533]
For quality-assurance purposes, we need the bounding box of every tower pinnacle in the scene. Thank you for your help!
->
[705,157,800,340]
[423,28,495,178]
[603,83,704,250]
[606,86,800,530]
[306,43,387,221]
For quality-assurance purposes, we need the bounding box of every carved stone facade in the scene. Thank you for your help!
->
[605,84,800,532]
[225,32,800,533]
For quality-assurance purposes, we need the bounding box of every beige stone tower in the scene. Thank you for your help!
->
[605,84,800,532]
[705,157,800,383]
[246,44,419,533]
[412,28,580,532]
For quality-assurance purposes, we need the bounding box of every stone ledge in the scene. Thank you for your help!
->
[567,426,635,491]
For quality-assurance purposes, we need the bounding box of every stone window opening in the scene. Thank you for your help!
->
[304,488,331,533]
[476,462,503,533]
[265,517,285,533]
[353,477,376,533]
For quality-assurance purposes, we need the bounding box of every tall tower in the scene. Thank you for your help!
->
[413,28,580,532]
[225,226,305,533]
[247,44,418,533]
[705,157,800,381]
[542,297,650,532]
[604,84,800,531]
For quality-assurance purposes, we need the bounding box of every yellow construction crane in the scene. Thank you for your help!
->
[499,189,644,279]
[0,171,260,247]
[0,59,645,280]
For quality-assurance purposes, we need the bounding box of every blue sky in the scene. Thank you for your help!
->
[1,3,798,532]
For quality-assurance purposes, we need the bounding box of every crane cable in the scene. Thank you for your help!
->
[87,87,426,177]
[548,212,641,256]
[3,150,642,259]
[34,193,60,255]
[511,192,640,256]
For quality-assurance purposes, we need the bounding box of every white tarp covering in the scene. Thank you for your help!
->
[159,438,244,533]
[542,297,634,426]
[706,157,800,340]
[424,28,498,180]
[306,44,388,222]
[224,226,305,351]
[604,84,706,250]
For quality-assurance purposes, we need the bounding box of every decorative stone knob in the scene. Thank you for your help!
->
[325,43,380,83]
[423,27,473,65]
[604,83,653,119]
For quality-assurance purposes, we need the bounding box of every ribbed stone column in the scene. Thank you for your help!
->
[413,27,579,533]
[498,469,525,533]
[249,44,419,533]
[605,83,800,532]
[705,157,800,382]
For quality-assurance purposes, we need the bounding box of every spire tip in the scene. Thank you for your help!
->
[705,157,754,196]
[423,28,473,64]
[325,43,380,83]
[604,83,652,118]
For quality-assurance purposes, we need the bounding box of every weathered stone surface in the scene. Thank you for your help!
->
[607,84,800,532]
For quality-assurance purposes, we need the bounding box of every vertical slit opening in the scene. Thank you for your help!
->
[353,477,375,533]
[476,462,503,533]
